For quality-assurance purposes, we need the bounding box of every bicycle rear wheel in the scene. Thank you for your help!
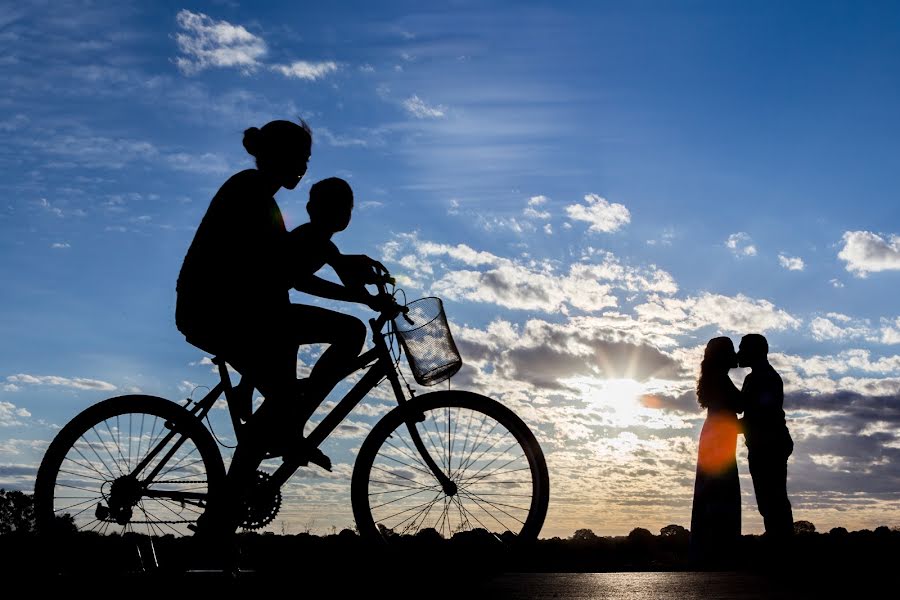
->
[351,391,549,542]
[34,395,226,538]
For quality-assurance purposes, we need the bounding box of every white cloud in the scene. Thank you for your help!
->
[544,223,553,235]
[164,151,230,174]
[838,231,900,277]
[316,127,372,148]
[778,253,805,271]
[635,292,801,335]
[830,278,845,288]
[359,64,375,73]
[524,195,550,220]
[174,10,267,75]
[383,234,676,314]
[565,194,630,233]
[271,60,339,80]
[809,316,871,342]
[646,228,675,246]
[50,242,70,249]
[6,374,116,391]
[1,401,32,426]
[402,95,447,119]
[879,318,900,345]
[725,232,757,257]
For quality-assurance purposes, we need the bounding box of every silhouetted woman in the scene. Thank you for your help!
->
[176,120,385,534]
[689,336,743,567]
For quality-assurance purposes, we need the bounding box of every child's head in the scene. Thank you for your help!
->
[307,177,353,233]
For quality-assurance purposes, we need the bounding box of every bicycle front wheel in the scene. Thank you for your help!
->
[34,395,226,538]
[351,391,549,542]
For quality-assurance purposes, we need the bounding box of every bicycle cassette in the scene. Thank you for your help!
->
[239,470,282,531]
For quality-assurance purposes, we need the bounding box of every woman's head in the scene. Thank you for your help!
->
[696,336,736,408]
[307,177,353,233]
[243,119,313,190]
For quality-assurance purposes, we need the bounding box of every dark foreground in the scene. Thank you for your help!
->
[3,529,895,597]
[27,570,887,599]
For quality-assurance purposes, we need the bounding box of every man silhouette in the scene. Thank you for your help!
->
[737,334,794,542]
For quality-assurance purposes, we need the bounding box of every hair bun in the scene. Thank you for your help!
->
[242,127,263,157]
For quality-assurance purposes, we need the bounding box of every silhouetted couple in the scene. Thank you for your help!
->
[175,119,393,535]
[690,334,794,568]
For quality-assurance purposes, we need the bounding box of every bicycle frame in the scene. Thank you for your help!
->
[175,312,457,498]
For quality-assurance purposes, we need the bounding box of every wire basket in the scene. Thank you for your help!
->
[393,297,462,386]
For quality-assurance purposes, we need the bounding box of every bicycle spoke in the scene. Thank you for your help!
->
[80,433,119,479]
[371,465,428,487]
[92,425,125,477]
[445,406,451,479]
[464,440,522,482]
[454,407,476,478]
[54,497,98,514]
[382,438,431,473]
[456,427,505,479]
[463,465,533,484]
[58,467,107,483]
[370,487,435,511]
[368,480,435,492]
[457,417,499,476]
[375,451,436,479]
[458,489,526,525]
[128,413,133,470]
[56,482,103,495]
[105,419,127,474]
[136,413,146,469]
[377,495,447,524]
[64,453,109,481]
[386,490,443,534]
[424,411,448,472]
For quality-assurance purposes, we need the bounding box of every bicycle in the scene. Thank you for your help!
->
[34,273,550,546]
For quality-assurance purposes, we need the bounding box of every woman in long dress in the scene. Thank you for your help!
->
[690,336,743,567]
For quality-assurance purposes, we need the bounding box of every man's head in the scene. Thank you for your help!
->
[307,177,353,233]
[737,333,769,368]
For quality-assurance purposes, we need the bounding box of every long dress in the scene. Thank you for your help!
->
[689,373,742,566]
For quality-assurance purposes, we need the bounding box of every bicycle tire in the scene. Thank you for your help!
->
[34,395,226,539]
[351,391,549,543]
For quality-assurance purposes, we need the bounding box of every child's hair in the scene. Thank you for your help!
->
[307,177,353,222]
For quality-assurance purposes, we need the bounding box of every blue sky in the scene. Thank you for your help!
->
[2,0,900,536]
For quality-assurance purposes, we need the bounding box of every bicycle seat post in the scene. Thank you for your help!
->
[212,356,243,435]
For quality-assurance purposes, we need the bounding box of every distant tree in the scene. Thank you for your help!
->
[0,489,35,535]
[793,520,816,535]
[338,528,358,539]
[829,527,848,536]
[570,528,599,542]
[415,527,442,542]
[628,527,654,542]
[874,526,891,536]
[659,524,689,539]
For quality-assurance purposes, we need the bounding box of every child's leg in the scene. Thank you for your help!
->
[289,303,367,408]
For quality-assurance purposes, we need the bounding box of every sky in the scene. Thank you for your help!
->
[1,0,899,538]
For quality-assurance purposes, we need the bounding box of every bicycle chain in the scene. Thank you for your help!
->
[115,480,211,525]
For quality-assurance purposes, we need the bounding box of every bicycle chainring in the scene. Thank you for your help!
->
[238,470,282,531]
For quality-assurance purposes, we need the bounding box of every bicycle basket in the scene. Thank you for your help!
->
[393,297,462,386]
